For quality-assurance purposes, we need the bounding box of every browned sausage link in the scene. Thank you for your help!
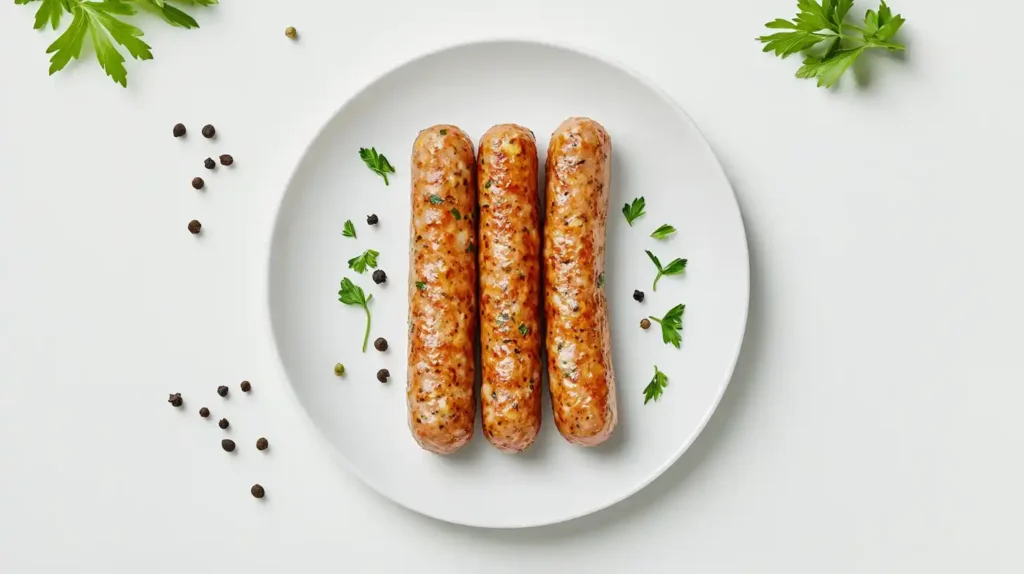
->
[544,117,618,446]
[478,124,542,453]
[407,125,477,454]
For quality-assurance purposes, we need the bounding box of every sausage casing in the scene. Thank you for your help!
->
[478,124,542,453]
[407,125,477,454]
[543,117,618,446]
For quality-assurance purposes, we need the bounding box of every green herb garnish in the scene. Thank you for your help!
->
[338,278,373,353]
[342,220,357,239]
[643,366,669,404]
[347,249,379,274]
[415,281,426,290]
[439,129,448,135]
[358,147,396,185]
[518,323,529,336]
[450,208,462,220]
[758,0,906,88]
[649,304,685,349]
[651,224,676,240]
[622,197,646,226]
[484,180,493,189]
[597,272,605,288]
[466,242,476,253]
[645,250,687,291]
[429,195,444,205]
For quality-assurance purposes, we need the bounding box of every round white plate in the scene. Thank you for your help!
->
[268,40,748,528]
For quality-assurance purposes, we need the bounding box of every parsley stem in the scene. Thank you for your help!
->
[653,273,663,292]
[361,304,371,353]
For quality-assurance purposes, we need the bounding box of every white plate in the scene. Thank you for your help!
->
[268,40,748,528]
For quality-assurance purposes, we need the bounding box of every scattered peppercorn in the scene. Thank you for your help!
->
[218,418,229,429]
[168,393,183,407]
[256,437,269,451]
[633,290,645,303]
[221,439,236,452]
[334,363,345,376]
[191,177,204,190]
[188,220,202,235]
[204,158,216,170]
[640,318,651,330]
[201,124,216,139]
[251,484,265,498]
[199,407,210,418]
[284,26,297,39]
[376,369,390,383]
[219,154,234,166]
[372,269,387,285]
[173,123,186,138]
[366,214,379,225]
[374,338,388,352]
[240,380,251,392]
[217,385,229,397]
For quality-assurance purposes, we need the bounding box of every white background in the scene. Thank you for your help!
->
[1,0,1022,571]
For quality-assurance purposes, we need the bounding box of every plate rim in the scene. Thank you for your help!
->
[265,37,750,528]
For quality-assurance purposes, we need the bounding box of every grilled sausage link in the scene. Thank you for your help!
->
[544,117,618,446]
[407,125,478,454]
[478,124,542,453]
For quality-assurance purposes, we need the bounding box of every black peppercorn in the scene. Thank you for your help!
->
[374,338,388,352]
[191,177,204,190]
[221,439,236,452]
[168,393,183,407]
[219,154,234,166]
[173,123,186,138]
[256,437,268,451]
[251,484,265,498]
[240,380,251,392]
[201,124,216,139]
[633,290,645,303]
[188,220,202,235]
[640,318,651,330]
[199,407,210,418]
[204,158,216,170]
[366,214,379,225]
[372,269,387,285]
[376,369,390,383]
[218,418,229,429]
[217,385,228,397]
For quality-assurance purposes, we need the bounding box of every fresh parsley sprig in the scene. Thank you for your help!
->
[347,249,379,274]
[338,277,373,353]
[359,147,396,186]
[645,250,687,291]
[649,304,685,349]
[16,0,217,87]
[622,197,646,226]
[342,220,357,239]
[643,366,669,404]
[651,224,676,240]
[758,0,906,88]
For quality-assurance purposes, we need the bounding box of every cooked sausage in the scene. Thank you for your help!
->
[478,124,542,453]
[543,117,618,446]
[407,125,478,454]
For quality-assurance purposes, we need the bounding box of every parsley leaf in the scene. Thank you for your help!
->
[429,195,444,205]
[359,147,396,185]
[643,365,669,404]
[347,249,379,274]
[518,323,529,336]
[342,220,356,238]
[338,278,373,353]
[622,197,646,226]
[415,281,426,290]
[645,250,688,291]
[450,207,462,220]
[758,0,906,88]
[649,304,685,349]
[651,224,676,240]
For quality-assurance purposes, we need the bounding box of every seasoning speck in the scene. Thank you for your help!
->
[172,123,186,138]
[240,380,251,392]
[188,220,202,235]
[633,290,645,303]
[217,385,229,397]
[372,269,387,285]
[221,439,236,452]
[374,338,388,352]
[204,158,216,170]
[284,26,297,40]
[201,124,216,139]
[376,369,390,383]
[251,484,265,498]
[199,407,210,418]
[219,154,234,166]
[168,393,183,407]
[640,318,651,330]
[366,214,379,225]
[256,437,269,451]
[218,418,229,429]
[191,177,204,190]
[334,363,345,377]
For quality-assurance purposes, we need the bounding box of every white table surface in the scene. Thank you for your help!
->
[2,0,1022,571]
